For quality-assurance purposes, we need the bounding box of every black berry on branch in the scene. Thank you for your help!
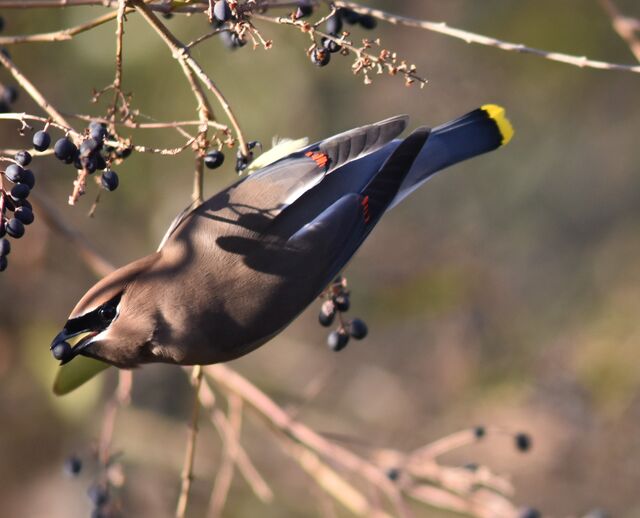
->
[327,329,350,351]
[6,218,25,239]
[348,318,368,339]
[0,238,10,256]
[10,183,30,201]
[342,9,361,25]
[4,164,23,183]
[20,169,35,189]
[326,12,343,35]
[54,137,76,162]
[358,15,377,30]
[213,0,232,23]
[311,48,331,67]
[14,150,31,167]
[14,206,34,225]
[32,130,51,152]
[204,150,225,169]
[294,1,313,19]
[100,170,119,191]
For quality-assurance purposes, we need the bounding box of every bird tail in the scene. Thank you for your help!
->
[390,104,514,208]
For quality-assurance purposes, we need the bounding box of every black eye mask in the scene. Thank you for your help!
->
[64,292,122,335]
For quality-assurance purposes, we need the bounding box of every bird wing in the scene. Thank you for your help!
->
[285,126,431,285]
[226,115,409,221]
[158,116,408,248]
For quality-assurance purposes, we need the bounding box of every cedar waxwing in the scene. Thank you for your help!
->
[50,105,513,394]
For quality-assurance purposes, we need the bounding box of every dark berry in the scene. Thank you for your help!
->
[204,150,225,169]
[0,238,10,256]
[333,294,350,312]
[319,300,336,326]
[348,318,368,339]
[32,130,51,152]
[322,37,341,53]
[6,218,24,238]
[0,220,4,237]
[14,150,31,166]
[294,2,313,19]
[100,170,119,191]
[327,330,349,351]
[231,32,246,48]
[89,121,107,142]
[326,12,343,35]
[80,138,100,157]
[342,9,361,24]
[473,426,486,439]
[87,484,109,506]
[385,467,400,481]
[213,0,232,22]
[10,183,30,201]
[0,101,8,113]
[52,341,71,361]
[4,164,23,183]
[515,433,532,452]
[161,11,174,20]
[16,198,32,210]
[311,48,331,67]
[0,255,6,272]
[20,169,34,189]
[95,153,107,171]
[63,455,82,476]
[2,85,17,105]
[0,17,4,33]
[358,15,377,30]
[14,206,34,225]
[518,507,541,518]
[81,155,97,173]
[54,137,77,161]
[115,146,132,159]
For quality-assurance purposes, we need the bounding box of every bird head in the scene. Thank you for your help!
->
[51,253,161,373]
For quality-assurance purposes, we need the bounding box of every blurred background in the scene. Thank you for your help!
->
[1,0,639,516]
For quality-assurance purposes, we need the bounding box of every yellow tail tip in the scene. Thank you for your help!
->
[481,104,514,146]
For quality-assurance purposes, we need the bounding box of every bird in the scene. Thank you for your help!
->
[50,105,513,394]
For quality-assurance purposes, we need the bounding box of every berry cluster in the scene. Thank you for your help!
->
[50,121,125,192]
[0,150,36,272]
[318,276,368,351]
[310,7,377,68]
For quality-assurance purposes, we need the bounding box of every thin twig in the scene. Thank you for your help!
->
[333,0,640,74]
[0,9,131,45]
[207,393,243,518]
[0,51,75,133]
[175,365,204,518]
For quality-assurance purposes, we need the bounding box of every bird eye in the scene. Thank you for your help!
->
[99,305,117,323]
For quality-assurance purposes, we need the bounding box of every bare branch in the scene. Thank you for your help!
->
[334,0,640,74]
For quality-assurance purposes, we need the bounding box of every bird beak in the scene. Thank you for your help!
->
[50,328,98,365]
